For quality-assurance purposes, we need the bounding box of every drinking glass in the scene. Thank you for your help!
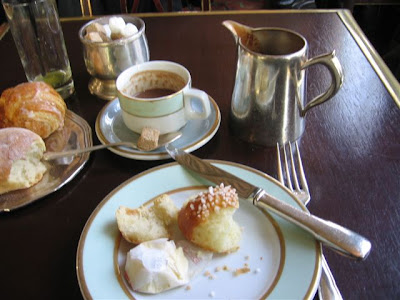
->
[2,0,74,99]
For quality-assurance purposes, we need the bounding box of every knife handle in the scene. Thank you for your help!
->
[253,189,371,260]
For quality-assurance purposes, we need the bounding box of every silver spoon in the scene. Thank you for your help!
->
[43,131,182,161]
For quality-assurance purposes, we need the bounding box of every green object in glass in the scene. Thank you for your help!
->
[34,70,72,89]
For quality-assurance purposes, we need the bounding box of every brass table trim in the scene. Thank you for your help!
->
[338,9,400,107]
[60,9,348,21]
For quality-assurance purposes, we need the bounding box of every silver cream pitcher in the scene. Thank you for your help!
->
[223,20,344,146]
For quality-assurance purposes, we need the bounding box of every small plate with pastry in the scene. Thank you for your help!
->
[95,95,220,160]
[0,82,92,212]
[77,161,321,299]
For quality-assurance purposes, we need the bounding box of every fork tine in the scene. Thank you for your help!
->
[276,143,284,185]
[289,142,301,192]
[294,142,309,193]
[277,142,340,297]
[282,143,293,191]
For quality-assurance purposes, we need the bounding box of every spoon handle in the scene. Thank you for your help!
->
[43,142,135,161]
[43,131,182,161]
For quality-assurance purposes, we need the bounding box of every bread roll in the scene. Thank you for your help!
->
[1,82,66,138]
[116,194,178,244]
[178,184,242,254]
[0,127,47,194]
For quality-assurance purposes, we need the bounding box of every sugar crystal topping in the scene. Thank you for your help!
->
[189,183,238,220]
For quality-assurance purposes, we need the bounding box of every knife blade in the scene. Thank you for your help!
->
[165,145,371,260]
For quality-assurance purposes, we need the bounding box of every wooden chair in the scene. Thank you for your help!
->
[80,0,93,16]
[127,0,174,12]
[317,0,355,9]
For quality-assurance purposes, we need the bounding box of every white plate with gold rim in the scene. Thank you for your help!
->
[76,161,321,299]
[95,96,220,160]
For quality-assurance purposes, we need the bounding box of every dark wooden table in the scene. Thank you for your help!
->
[1,9,399,300]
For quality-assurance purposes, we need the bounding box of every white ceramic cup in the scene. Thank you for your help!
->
[116,60,211,134]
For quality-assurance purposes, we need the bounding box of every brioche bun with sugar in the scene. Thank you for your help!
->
[1,82,66,138]
[178,184,242,254]
[116,194,179,244]
[0,127,47,194]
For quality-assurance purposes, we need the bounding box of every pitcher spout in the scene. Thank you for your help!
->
[222,20,261,52]
[222,20,253,44]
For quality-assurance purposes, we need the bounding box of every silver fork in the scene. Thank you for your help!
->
[277,142,343,300]
[277,142,310,205]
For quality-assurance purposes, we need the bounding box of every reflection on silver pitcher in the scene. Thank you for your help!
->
[223,20,344,147]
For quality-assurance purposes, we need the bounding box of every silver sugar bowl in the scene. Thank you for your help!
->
[79,15,150,100]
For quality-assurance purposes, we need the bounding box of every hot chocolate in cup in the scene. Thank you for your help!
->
[116,61,211,134]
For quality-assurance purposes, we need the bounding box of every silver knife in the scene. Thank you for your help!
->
[165,145,371,260]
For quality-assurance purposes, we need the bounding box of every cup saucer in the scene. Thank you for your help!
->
[95,96,221,160]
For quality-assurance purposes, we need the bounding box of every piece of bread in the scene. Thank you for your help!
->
[178,184,242,254]
[116,194,179,244]
[0,127,47,194]
[0,82,67,138]
[137,127,160,151]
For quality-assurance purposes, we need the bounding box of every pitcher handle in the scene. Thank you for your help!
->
[301,51,343,117]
